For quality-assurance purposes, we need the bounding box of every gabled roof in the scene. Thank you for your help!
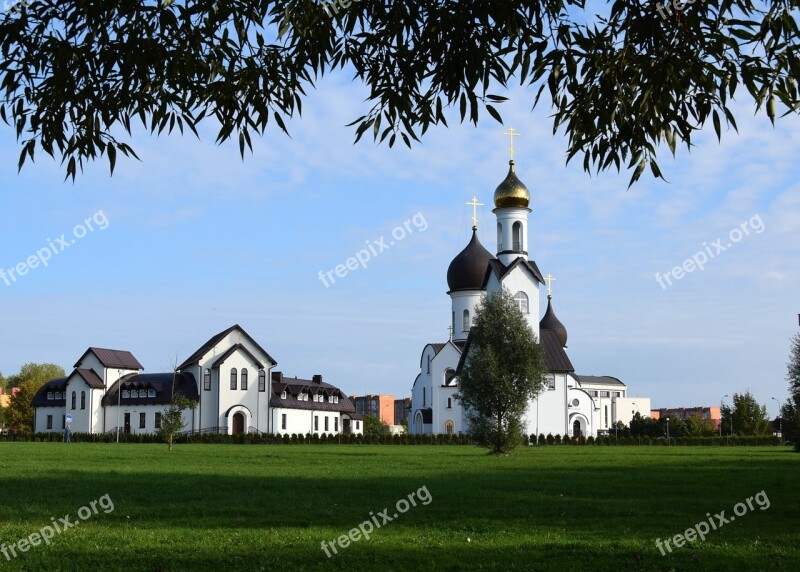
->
[101,372,199,406]
[74,348,143,370]
[177,324,276,370]
[577,375,625,387]
[72,368,105,389]
[211,343,264,369]
[420,340,466,368]
[484,258,545,287]
[31,377,69,408]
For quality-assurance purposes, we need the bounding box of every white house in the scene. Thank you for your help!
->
[408,158,652,438]
[32,324,363,436]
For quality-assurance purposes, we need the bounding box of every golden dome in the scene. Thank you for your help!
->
[493,160,530,208]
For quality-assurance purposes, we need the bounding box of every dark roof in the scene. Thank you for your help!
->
[31,377,69,408]
[177,324,276,370]
[484,258,545,286]
[539,295,568,347]
[73,368,105,389]
[270,377,357,413]
[577,375,625,387]
[447,230,495,292]
[541,329,575,373]
[211,343,264,369]
[101,372,199,406]
[74,348,143,370]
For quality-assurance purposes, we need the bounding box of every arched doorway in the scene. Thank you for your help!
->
[232,412,245,435]
[573,419,582,437]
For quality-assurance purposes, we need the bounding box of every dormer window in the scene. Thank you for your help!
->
[148,389,156,398]
[281,391,287,399]
[55,392,62,400]
[47,392,53,400]
[122,390,130,399]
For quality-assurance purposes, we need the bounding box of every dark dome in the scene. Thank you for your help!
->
[447,230,493,292]
[540,295,568,347]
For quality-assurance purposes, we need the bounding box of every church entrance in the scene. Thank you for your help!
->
[573,419,582,437]
[232,412,245,435]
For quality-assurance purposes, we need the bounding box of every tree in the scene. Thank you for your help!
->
[724,391,770,436]
[456,290,547,454]
[4,380,41,432]
[684,413,717,437]
[1,2,797,182]
[5,363,66,389]
[363,414,389,438]
[157,393,197,450]
[787,333,800,451]
[779,400,799,445]
[0,371,6,389]
[630,412,660,437]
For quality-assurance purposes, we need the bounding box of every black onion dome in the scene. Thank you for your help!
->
[540,295,568,347]
[447,230,493,292]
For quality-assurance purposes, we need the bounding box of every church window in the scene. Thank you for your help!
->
[230,368,237,390]
[514,291,529,314]
[80,391,86,409]
[122,390,130,399]
[447,398,452,409]
[512,221,523,251]
[258,370,266,392]
[423,388,426,406]
[148,389,156,398]
[62,415,66,429]
[571,398,580,407]
[46,415,53,430]
[139,413,146,429]
[462,309,470,332]
[281,414,287,430]
[241,368,248,390]
[155,412,162,429]
[426,355,431,374]
[204,369,211,391]
[445,420,454,435]
[452,311,455,336]
[497,222,503,251]
[71,391,76,410]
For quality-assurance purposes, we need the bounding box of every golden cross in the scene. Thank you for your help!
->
[466,196,483,229]
[502,127,522,160]
[545,273,556,296]
[447,325,454,340]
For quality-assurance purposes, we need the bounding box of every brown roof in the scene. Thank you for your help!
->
[73,368,105,389]
[271,377,358,414]
[74,348,143,370]
[178,324,276,370]
[540,329,575,373]
[101,372,199,406]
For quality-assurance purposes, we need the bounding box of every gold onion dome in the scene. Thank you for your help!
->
[493,160,530,208]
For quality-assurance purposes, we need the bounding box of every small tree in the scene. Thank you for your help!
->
[685,413,717,437]
[4,379,42,433]
[456,290,547,455]
[363,415,389,439]
[728,391,770,436]
[157,393,197,451]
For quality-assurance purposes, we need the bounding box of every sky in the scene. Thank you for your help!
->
[1,73,798,418]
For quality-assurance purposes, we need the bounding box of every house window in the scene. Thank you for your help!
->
[80,391,86,410]
[139,413,146,429]
[281,414,287,430]
[613,391,621,397]
[122,390,130,399]
[447,398,452,409]
[230,368,237,390]
[71,391,76,410]
[356,421,360,430]
[46,415,53,430]
[148,389,156,398]
[462,309,470,332]
[600,391,610,397]
[547,376,556,390]
[512,221,523,251]
[204,369,211,391]
[241,368,248,390]
[155,412,162,429]
[258,370,266,392]
[445,420,454,435]
[335,417,339,432]
[314,416,319,431]
[605,405,609,428]
[55,392,62,400]
[47,392,53,400]
[325,417,329,431]
[514,291,529,313]
[62,415,66,429]
[281,390,287,399]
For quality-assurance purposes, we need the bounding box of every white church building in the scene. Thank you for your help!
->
[409,157,650,438]
[31,324,364,436]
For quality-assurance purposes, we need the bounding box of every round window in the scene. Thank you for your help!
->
[571,398,580,407]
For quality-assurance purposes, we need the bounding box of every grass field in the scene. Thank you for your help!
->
[0,443,797,571]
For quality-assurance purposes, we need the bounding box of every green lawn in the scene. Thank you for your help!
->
[0,443,797,571]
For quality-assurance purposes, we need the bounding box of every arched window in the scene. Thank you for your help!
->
[423,387,426,406]
[241,368,248,390]
[444,368,456,386]
[514,291,529,313]
[497,222,503,251]
[426,355,431,374]
[445,420,454,435]
[71,391,76,410]
[80,391,86,410]
[230,368,237,390]
[573,419,582,437]
[258,370,266,392]
[203,369,211,391]
[447,397,452,409]
[462,309,470,332]
[512,221,523,251]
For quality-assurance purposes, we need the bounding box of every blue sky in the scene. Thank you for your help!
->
[1,73,797,417]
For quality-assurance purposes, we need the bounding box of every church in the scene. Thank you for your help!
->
[31,324,364,437]
[408,144,650,438]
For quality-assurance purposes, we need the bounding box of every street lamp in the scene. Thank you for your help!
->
[666,416,670,444]
[720,394,728,438]
[772,397,784,444]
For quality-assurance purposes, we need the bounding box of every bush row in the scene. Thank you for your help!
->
[525,434,782,447]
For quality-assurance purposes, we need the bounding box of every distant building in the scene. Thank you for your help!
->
[353,394,395,426]
[651,406,721,428]
[0,386,20,409]
[394,398,411,426]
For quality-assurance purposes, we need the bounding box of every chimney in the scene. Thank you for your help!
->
[271,371,283,383]
[312,374,322,384]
